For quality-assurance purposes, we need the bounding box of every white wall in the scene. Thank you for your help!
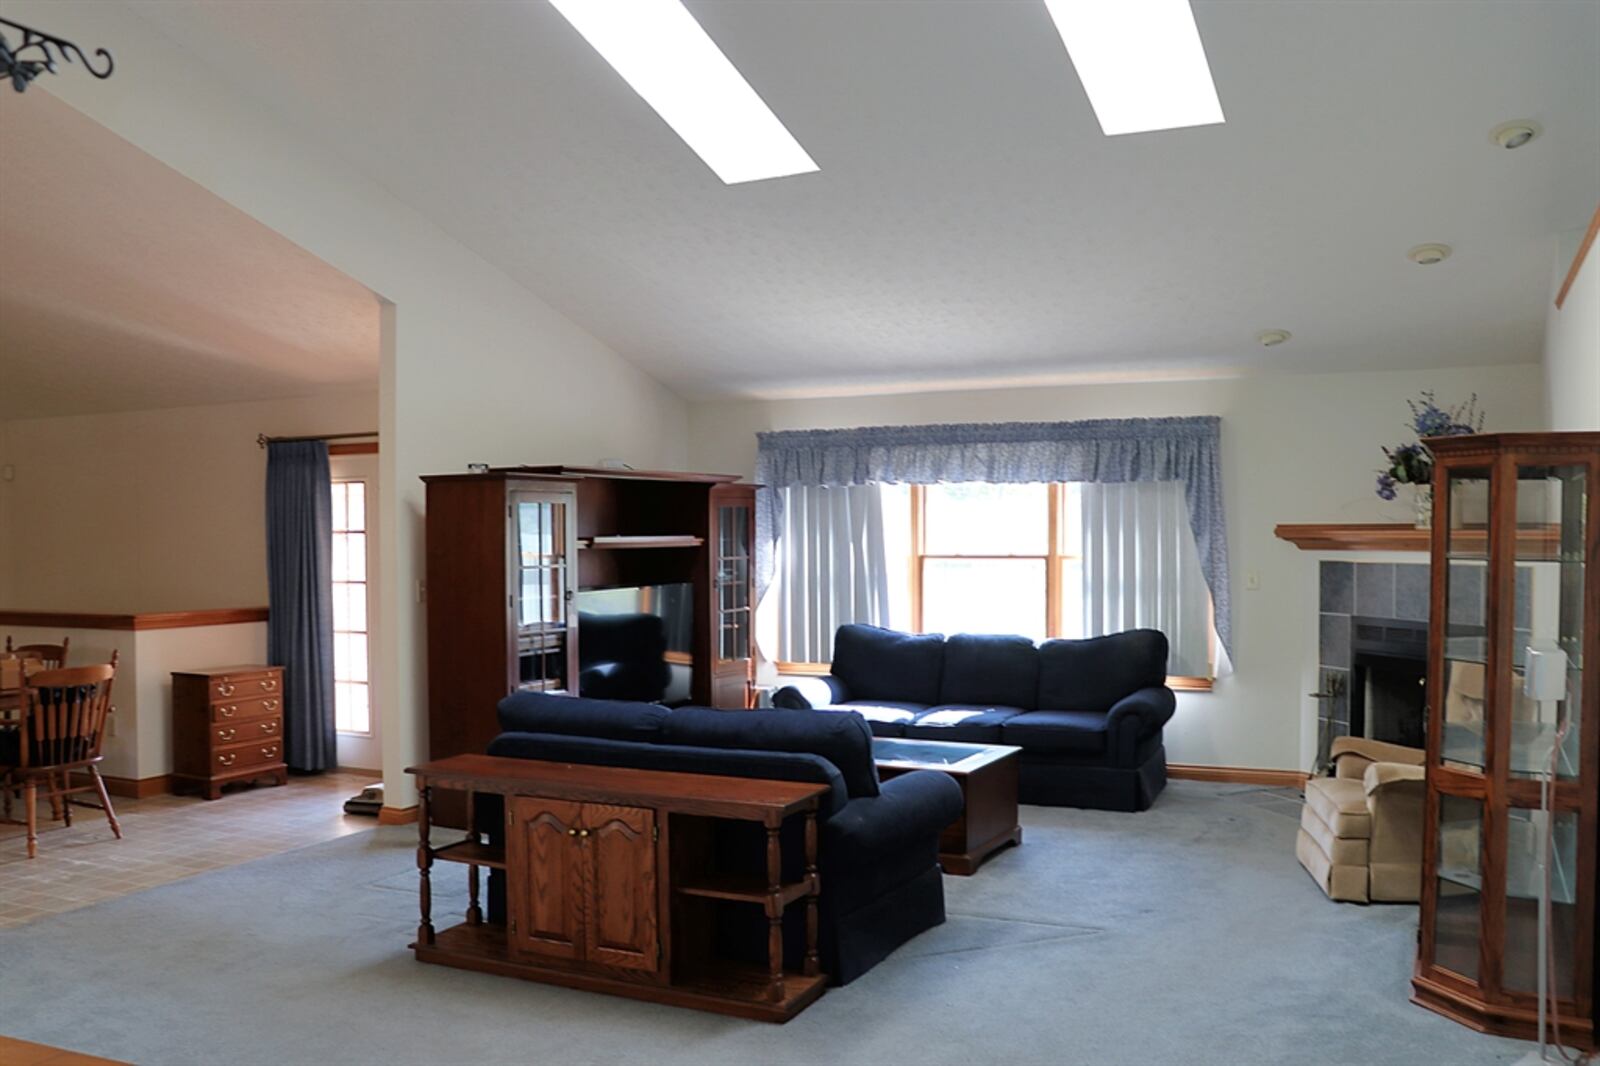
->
[15,1,692,808]
[1543,226,1600,431]
[0,391,377,612]
[687,363,1544,771]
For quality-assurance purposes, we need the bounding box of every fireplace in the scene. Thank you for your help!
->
[1349,617,1428,750]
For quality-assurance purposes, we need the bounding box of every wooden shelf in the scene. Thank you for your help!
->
[1274,523,1432,552]
[431,838,505,869]
[579,536,705,549]
[675,874,812,908]
[1274,523,1563,554]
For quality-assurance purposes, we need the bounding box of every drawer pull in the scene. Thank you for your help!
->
[262,746,279,758]
[219,705,236,718]
[218,753,237,767]
[263,699,280,711]
[217,683,236,697]
[260,679,277,692]
[260,721,278,735]
[218,728,237,742]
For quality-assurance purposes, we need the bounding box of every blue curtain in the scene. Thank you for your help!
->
[266,441,336,772]
[753,416,1233,660]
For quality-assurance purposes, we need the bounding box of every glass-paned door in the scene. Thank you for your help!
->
[330,452,380,772]
[512,491,573,693]
[717,504,751,662]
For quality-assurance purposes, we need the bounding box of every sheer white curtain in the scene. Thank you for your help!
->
[768,483,908,664]
[1079,481,1214,677]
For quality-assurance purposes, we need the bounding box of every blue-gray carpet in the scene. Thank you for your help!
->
[1,781,1529,1065]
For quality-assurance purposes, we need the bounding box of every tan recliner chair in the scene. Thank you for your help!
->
[1296,737,1426,903]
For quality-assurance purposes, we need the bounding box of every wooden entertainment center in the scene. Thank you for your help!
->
[407,754,829,1022]
[421,466,757,825]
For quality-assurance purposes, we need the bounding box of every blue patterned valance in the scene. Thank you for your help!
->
[754,416,1232,657]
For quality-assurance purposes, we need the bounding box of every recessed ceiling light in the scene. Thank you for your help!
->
[1042,0,1225,136]
[1408,244,1453,266]
[1257,329,1292,347]
[547,0,818,185]
[1489,120,1542,150]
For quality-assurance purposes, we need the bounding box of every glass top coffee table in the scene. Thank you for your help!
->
[871,737,1022,875]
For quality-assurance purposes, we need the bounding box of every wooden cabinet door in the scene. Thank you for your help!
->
[582,804,659,972]
[506,796,585,962]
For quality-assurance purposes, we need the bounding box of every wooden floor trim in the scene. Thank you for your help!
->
[1169,763,1309,789]
[67,772,173,799]
[378,804,418,825]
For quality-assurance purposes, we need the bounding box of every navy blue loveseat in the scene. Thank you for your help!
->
[479,692,963,985]
[772,624,1176,811]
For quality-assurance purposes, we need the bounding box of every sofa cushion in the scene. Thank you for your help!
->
[937,634,1039,709]
[831,624,945,706]
[1036,630,1169,713]
[902,704,1028,743]
[496,691,669,742]
[1001,710,1110,755]
[664,706,880,798]
[822,701,925,738]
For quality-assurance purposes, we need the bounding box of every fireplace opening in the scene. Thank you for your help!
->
[1350,617,1429,750]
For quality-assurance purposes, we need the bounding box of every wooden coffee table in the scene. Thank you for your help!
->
[872,737,1022,875]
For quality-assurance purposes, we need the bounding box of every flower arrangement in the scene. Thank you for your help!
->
[1375,391,1485,501]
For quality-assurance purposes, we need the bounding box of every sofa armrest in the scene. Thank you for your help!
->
[771,675,851,710]
[1334,736,1424,770]
[1106,686,1176,738]
[1363,761,1425,798]
[825,770,963,857]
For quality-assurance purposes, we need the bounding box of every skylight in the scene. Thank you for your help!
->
[547,0,819,184]
[1043,0,1225,136]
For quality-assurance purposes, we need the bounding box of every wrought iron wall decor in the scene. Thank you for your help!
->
[0,16,114,93]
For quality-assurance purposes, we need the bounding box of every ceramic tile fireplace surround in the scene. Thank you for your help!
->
[1315,560,1534,771]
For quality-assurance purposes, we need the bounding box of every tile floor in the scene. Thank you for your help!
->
[0,771,379,928]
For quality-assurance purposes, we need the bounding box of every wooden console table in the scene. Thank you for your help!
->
[406,754,829,1022]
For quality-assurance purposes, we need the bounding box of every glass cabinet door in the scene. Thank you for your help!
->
[1433,794,1485,981]
[1439,469,1492,772]
[1508,464,1586,781]
[716,504,752,663]
[512,491,573,693]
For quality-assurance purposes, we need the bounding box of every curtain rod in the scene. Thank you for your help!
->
[257,431,379,448]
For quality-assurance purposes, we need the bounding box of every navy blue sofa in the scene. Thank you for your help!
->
[479,692,963,985]
[772,624,1176,812]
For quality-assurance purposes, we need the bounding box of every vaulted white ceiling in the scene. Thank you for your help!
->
[0,90,378,419]
[79,3,1600,398]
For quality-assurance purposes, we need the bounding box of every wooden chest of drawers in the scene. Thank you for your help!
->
[172,665,289,799]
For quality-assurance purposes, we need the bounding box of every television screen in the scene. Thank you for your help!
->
[575,584,693,704]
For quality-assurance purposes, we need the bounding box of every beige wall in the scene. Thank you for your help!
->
[0,391,378,613]
[687,363,1545,772]
[16,1,692,808]
[1544,226,1600,431]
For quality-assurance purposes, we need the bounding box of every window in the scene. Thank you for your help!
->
[331,480,371,734]
[912,481,1213,683]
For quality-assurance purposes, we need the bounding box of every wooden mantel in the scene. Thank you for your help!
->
[1276,523,1561,554]
[1274,523,1431,552]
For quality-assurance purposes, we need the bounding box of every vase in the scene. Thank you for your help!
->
[1412,483,1433,529]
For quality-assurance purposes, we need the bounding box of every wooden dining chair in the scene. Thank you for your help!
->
[1,652,122,859]
[4,635,69,669]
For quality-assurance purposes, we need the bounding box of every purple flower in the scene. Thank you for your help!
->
[1376,473,1398,501]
